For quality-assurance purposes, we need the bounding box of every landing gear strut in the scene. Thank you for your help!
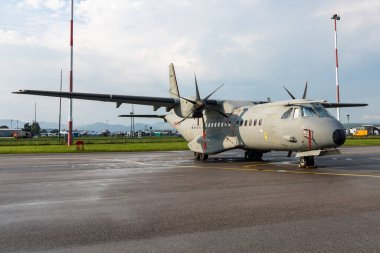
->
[299,156,315,168]
[194,152,208,161]
[245,149,263,161]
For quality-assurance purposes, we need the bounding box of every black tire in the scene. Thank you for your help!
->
[254,152,263,161]
[299,157,307,168]
[307,156,315,167]
[200,153,208,161]
[194,152,200,160]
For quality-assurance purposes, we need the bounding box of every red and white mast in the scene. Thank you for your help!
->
[331,14,341,121]
[68,0,74,145]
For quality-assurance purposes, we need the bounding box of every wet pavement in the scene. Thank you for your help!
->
[1,147,380,252]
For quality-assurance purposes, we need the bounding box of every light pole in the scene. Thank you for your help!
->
[331,14,341,121]
[58,69,62,143]
[130,105,134,138]
[347,114,350,136]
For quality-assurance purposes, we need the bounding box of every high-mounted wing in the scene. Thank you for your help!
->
[321,102,368,108]
[118,114,166,118]
[12,90,178,111]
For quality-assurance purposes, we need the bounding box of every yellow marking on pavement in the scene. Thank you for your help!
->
[221,166,380,179]
[178,162,380,179]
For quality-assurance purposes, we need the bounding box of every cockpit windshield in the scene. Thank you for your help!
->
[302,106,317,117]
[281,104,332,119]
[312,103,332,117]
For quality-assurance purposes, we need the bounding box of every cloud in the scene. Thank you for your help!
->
[362,115,380,121]
[0,29,37,45]
[19,0,65,11]
[1,0,379,125]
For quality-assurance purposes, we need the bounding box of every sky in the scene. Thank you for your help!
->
[1,0,379,128]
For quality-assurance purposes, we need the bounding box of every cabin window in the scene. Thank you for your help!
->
[281,108,293,119]
[249,119,252,126]
[244,120,248,126]
[240,120,244,127]
[259,119,262,126]
[254,119,257,126]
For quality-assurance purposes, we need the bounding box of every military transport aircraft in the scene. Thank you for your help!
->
[13,63,367,168]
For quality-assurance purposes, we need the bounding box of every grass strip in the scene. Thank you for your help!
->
[0,142,189,154]
[1,137,380,154]
[344,138,380,146]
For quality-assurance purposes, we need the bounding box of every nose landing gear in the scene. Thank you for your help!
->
[194,152,208,161]
[299,156,315,168]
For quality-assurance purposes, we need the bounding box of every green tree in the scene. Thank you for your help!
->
[23,123,31,132]
[51,129,59,133]
[0,125,9,129]
[31,122,41,136]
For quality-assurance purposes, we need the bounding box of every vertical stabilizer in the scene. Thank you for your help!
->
[169,63,180,98]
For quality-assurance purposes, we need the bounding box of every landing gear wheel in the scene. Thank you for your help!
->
[194,152,200,160]
[245,150,263,161]
[199,153,208,161]
[299,156,315,168]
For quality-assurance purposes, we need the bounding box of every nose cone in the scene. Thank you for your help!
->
[333,129,346,146]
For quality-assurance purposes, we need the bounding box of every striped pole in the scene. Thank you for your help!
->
[68,0,74,145]
[331,14,341,121]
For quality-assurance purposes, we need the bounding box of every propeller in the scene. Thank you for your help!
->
[172,74,229,153]
[283,81,308,99]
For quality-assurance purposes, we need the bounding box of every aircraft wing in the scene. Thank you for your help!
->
[13,90,178,110]
[321,102,368,108]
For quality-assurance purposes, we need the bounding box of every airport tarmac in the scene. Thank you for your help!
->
[0,147,380,252]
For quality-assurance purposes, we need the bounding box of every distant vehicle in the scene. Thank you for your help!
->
[14,63,367,168]
[353,129,368,137]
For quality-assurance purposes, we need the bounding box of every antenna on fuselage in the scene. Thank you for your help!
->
[283,81,308,99]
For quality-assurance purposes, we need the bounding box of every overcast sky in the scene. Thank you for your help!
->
[1,0,379,128]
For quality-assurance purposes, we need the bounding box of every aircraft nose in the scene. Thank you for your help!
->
[333,129,346,146]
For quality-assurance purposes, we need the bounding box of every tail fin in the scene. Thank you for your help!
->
[169,63,180,98]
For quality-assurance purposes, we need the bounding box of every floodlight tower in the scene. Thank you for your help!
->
[331,14,341,121]
[68,0,74,145]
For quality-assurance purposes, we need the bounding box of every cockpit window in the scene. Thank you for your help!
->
[313,104,332,117]
[281,108,293,119]
[302,106,317,117]
[293,108,301,118]
[282,105,331,119]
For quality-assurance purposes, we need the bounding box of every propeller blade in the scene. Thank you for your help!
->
[302,81,308,99]
[205,105,229,118]
[283,86,296,99]
[203,84,224,101]
[175,110,194,125]
[194,74,201,100]
[169,91,196,105]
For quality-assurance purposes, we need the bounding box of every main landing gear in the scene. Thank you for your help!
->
[194,152,208,161]
[245,149,263,161]
[299,156,315,168]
